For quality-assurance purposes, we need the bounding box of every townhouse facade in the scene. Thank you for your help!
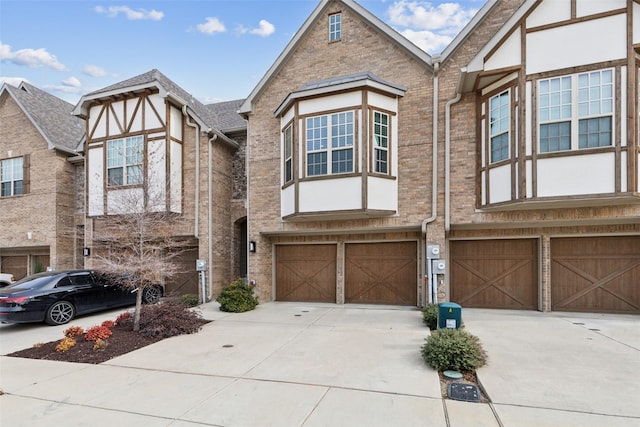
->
[72,70,247,298]
[0,82,85,280]
[2,0,638,313]
[241,0,639,314]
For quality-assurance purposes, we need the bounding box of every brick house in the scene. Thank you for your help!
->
[446,0,640,313]
[72,70,247,298]
[0,82,85,279]
[241,0,639,313]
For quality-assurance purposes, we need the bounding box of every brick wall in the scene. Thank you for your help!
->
[246,1,436,301]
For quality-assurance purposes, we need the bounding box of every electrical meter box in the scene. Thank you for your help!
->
[196,259,207,271]
[438,302,462,329]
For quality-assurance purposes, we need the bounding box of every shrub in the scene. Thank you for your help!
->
[178,293,200,307]
[85,325,113,342]
[422,304,439,330]
[101,320,115,329]
[115,311,131,325]
[421,328,487,372]
[116,300,206,339]
[56,337,76,352]
[216,278,259,313]
[64,326,84,338]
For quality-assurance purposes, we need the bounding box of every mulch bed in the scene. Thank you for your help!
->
[8,324,165,364]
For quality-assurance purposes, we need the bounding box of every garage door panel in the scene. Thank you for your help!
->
[345,242,417,305]
[551,236,640,313]
[451,240,538,310]
[276,245,336,303]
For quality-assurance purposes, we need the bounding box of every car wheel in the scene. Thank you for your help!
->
[45,301,76,325]
[142,286,162,304]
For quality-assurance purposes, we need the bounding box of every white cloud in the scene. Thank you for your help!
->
[0,42,66,71]
[386,1,479,52]
[83,64,108,77]
[95,5,164,21]
[249,20,276,37]
[196,17,226,34]
[62,76,81,88]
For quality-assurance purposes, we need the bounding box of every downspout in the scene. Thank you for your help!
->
[445,71,465,233]
[421,56,440,307]
[208,133,218,302]
[183,106,199,239]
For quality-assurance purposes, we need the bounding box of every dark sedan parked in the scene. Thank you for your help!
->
[0,270,163,325]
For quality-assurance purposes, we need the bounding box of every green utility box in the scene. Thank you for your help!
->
[438,302,462,329]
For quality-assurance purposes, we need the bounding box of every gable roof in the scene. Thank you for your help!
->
[72,69,242,147]
[239,0,433,115]
[459,0,536,93]
[1,82,85,154]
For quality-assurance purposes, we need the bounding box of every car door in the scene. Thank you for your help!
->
[64,272,105,314]
[98,274,136,307]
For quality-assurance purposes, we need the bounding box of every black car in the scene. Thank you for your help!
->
[0,270,163,325]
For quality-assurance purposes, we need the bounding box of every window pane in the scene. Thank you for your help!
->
[332,149,352,173]
[307,152,327,176]
[375,149,388,174]
[108,168,123,185]
[578,117,612,148]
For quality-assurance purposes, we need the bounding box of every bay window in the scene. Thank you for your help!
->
[306,111,354,176]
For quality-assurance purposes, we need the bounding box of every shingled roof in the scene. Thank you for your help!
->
[75,69,246,138]
[1,82,85,153]
[206,99,246,133]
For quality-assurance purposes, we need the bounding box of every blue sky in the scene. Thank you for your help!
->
[0,0,487,105]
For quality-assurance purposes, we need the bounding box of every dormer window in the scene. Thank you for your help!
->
[329,12,341,42]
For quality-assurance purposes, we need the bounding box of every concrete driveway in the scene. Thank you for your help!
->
[1,302,639,426]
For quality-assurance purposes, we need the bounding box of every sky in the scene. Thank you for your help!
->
[0,0,487,106]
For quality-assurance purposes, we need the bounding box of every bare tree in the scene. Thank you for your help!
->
[89,142,188,331]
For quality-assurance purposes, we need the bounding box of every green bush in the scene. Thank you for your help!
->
[421,328,487,372]
[216,278,259,313]
[179,293,200,307]
[422,304,439,329]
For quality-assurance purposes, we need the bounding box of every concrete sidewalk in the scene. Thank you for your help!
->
[1,302,639,426]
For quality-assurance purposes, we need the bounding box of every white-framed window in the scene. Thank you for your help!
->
[329,12,341,42]
[489,90,510,163]
[306,111,354,176]
[106,136,143,186]
[373,111,389,173]
[0,157,24,197]
[538,69,613,153]
[284,124,293,184]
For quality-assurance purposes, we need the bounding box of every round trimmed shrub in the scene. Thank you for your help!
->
[421,328,487,372]
[421,303,438,330]
[216,279,259,313]
[179,293,200,307]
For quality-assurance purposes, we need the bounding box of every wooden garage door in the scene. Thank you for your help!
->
[451,239,538,309]
[345,242,417,305]
[551,236,640,313]
[276,244,336,302]
[1,256,28,280]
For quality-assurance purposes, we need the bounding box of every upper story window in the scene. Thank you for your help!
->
[329,12,341,41]
[538,69,613,153]
[0,157,24,197]
[284,124,293,184]
[373,111,389,173]
[489,90,510,163]
[306,111,354,176]
[106,136,143,186]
